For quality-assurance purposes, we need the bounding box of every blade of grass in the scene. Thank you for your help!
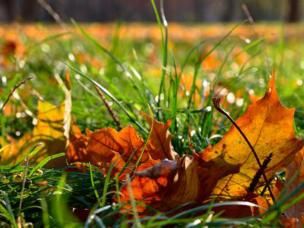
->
[100,164,114,208]
[73,21,151,108]
[89,164,101,204]
[51,174,81,227]
[172,201,259,219]
[0,191,17,228]
[41,198,50,228]
[29,153,65,177]
[187,23,241,109]
[151,0,168,120]
[126,174,142,227]
[67,63,147,134]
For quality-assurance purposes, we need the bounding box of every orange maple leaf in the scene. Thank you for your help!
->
[67,117,180,212]
[68,125,146,178]
[200,75,303,199]
[67,117,177,180]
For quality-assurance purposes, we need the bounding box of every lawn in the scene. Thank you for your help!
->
[0,21,304,227]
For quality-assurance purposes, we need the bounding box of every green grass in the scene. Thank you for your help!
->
[0,9,304,227]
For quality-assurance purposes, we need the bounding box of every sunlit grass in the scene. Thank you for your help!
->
[0,17,304,227]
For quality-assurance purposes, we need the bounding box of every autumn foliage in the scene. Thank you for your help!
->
[1,24,304,227]
[67,75,304,222]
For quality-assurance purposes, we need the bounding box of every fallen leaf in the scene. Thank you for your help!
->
[200,74,304,198]
[88,126,147,177]
[118,149,239,212]
[67,117,179,178]
[119,159,178,213]
[281,216,301,228]
[0,101,68,167]
[119,74,303,213]
[0,72,72,167]
[145,116,177,160]
[33,101,65,139]
[284,147,304,227]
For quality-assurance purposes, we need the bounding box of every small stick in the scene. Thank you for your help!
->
[95,86,121,130]
[260,176,275,196]
[212,97,276,202]
[37,0,66,28]
[248,153,273,193]
[242,3,255,24]
[1,77,32,112]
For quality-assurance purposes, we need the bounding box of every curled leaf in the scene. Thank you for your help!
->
[67,125,146,178]
[67,117,177,178]
[145,116,177,160]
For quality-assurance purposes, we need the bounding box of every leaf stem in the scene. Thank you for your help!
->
[95,86,121,130]
[151,0,168,120]
[248,153,273,193]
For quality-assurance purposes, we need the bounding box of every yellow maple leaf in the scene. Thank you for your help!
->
[33,101,65,139]
[0,101,67,166]
[200,74,304,198]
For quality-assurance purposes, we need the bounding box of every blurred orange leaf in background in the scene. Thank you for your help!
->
[0,101,67,166]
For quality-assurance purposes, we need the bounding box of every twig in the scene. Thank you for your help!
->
[260,176,275,196]
[212,97,276,202]
[95,86,121,130]
[248,153,273,193]
[241,3,255,24]
[0,77,32,112]
[37,0,66,28]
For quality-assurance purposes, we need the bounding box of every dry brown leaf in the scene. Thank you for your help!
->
[85,126,146,178]
[67,117,181,210]
[119,159,178,213]
[284,147,304,227]
[145,116,177,160]
[67,117,179,177]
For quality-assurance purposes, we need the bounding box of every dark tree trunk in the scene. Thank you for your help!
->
[0,0,14,21]
[222,0,235,21]
[287,0,300,22]
[21,0,37,21]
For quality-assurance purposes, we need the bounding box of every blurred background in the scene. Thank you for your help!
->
[0,0,302,23]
